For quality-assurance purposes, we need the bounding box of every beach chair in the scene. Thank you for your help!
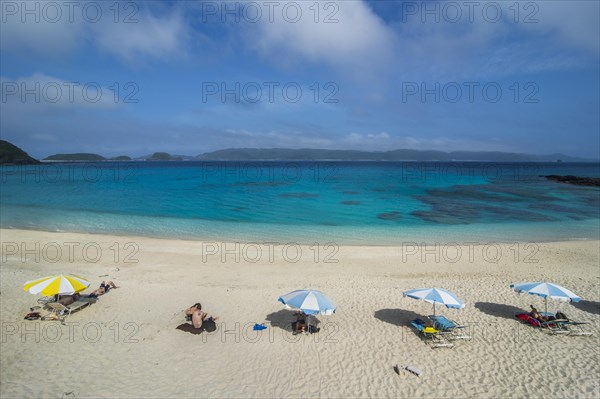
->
[546,320,593,337]
[410,318,454,348]
[515,313,593,337]
[429,315,471,340]
[45,298,95,320]
[37,296,56,305]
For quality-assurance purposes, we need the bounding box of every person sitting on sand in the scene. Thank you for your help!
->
[294,311,307,334]
[87,281,118,298]
[185,303,217,329]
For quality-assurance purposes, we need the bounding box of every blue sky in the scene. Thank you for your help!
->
[1,0,599,158]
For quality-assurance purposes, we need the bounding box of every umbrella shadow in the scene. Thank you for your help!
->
[474,301,524,320]
[265,309,295,331]
[265,309,323,331]
[571,300,600,315]
[374,308,423,327]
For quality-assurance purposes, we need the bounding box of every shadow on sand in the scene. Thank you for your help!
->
[265,309,323,331]
[265,309,294,331]
[572,300,600,316]
[474,302,523,320]
[374,308,423,327]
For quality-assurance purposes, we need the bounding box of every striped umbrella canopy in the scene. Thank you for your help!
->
[403,288,465,315]
[23,274,90,297]
[510,282,581,313]
[278,290,336,315]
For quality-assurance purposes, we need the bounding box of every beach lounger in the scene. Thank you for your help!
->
[429,315,472,340]
[45,298,95,320]
[37,296,56,305]
[546,320,593,336]
[410,318,454,348]
[515,313,592,337]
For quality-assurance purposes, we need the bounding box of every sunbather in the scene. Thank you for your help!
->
[87,281,118,298]
[529,305,547,321]
[185,303,217,329]
[529,305,558,322]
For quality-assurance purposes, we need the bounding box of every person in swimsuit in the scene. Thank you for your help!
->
[185,303,217,329]
[87,281,119,298]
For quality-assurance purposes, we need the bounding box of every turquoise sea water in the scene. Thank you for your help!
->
[1,162,599,244]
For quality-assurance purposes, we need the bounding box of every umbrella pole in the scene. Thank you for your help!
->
[433,302,436,316]
[545,297,547,315]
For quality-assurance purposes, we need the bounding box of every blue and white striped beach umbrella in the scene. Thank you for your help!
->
[403,288,465,315]
[278,290,336,315]
[510,282,581,313]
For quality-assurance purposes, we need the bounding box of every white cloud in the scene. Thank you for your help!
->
[251,1,394,73]
[0,0,85,56]
[0,1,191,62]
[523,1,599,55]
[1,73,120,110]
[387,1,599,79]
[92,8,190,62]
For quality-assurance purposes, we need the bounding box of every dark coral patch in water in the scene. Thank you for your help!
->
[377,211,402,221]
[412,186,559,224]
[341,201,362,205]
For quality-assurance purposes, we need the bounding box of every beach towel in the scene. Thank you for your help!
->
[176,319,217,335]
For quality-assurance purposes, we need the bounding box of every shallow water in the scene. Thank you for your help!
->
[1,161,598,244]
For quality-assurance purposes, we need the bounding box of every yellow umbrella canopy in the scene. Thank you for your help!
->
[23,274,90,296]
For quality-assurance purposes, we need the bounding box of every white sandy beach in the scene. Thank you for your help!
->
[1,228,599,398]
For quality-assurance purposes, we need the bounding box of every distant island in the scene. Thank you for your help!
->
[146,152,182,161]
[43,152,180,161]
[2,139,598,163]
[194,148,594,162]
[0,140,39,165]
[44,153,106,161]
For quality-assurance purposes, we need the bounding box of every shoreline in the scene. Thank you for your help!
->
[1,228,599,398]
[2,219,600,247]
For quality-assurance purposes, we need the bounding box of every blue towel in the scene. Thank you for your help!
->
[253,323,267,331]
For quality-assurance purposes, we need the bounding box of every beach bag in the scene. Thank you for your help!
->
[24,312,41,320]
[555,311,568,320]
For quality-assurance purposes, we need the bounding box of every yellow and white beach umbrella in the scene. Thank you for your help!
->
[23,274,90,296]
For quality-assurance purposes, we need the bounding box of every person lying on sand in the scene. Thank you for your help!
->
[87,281,119,298]
[185,303,217,329]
